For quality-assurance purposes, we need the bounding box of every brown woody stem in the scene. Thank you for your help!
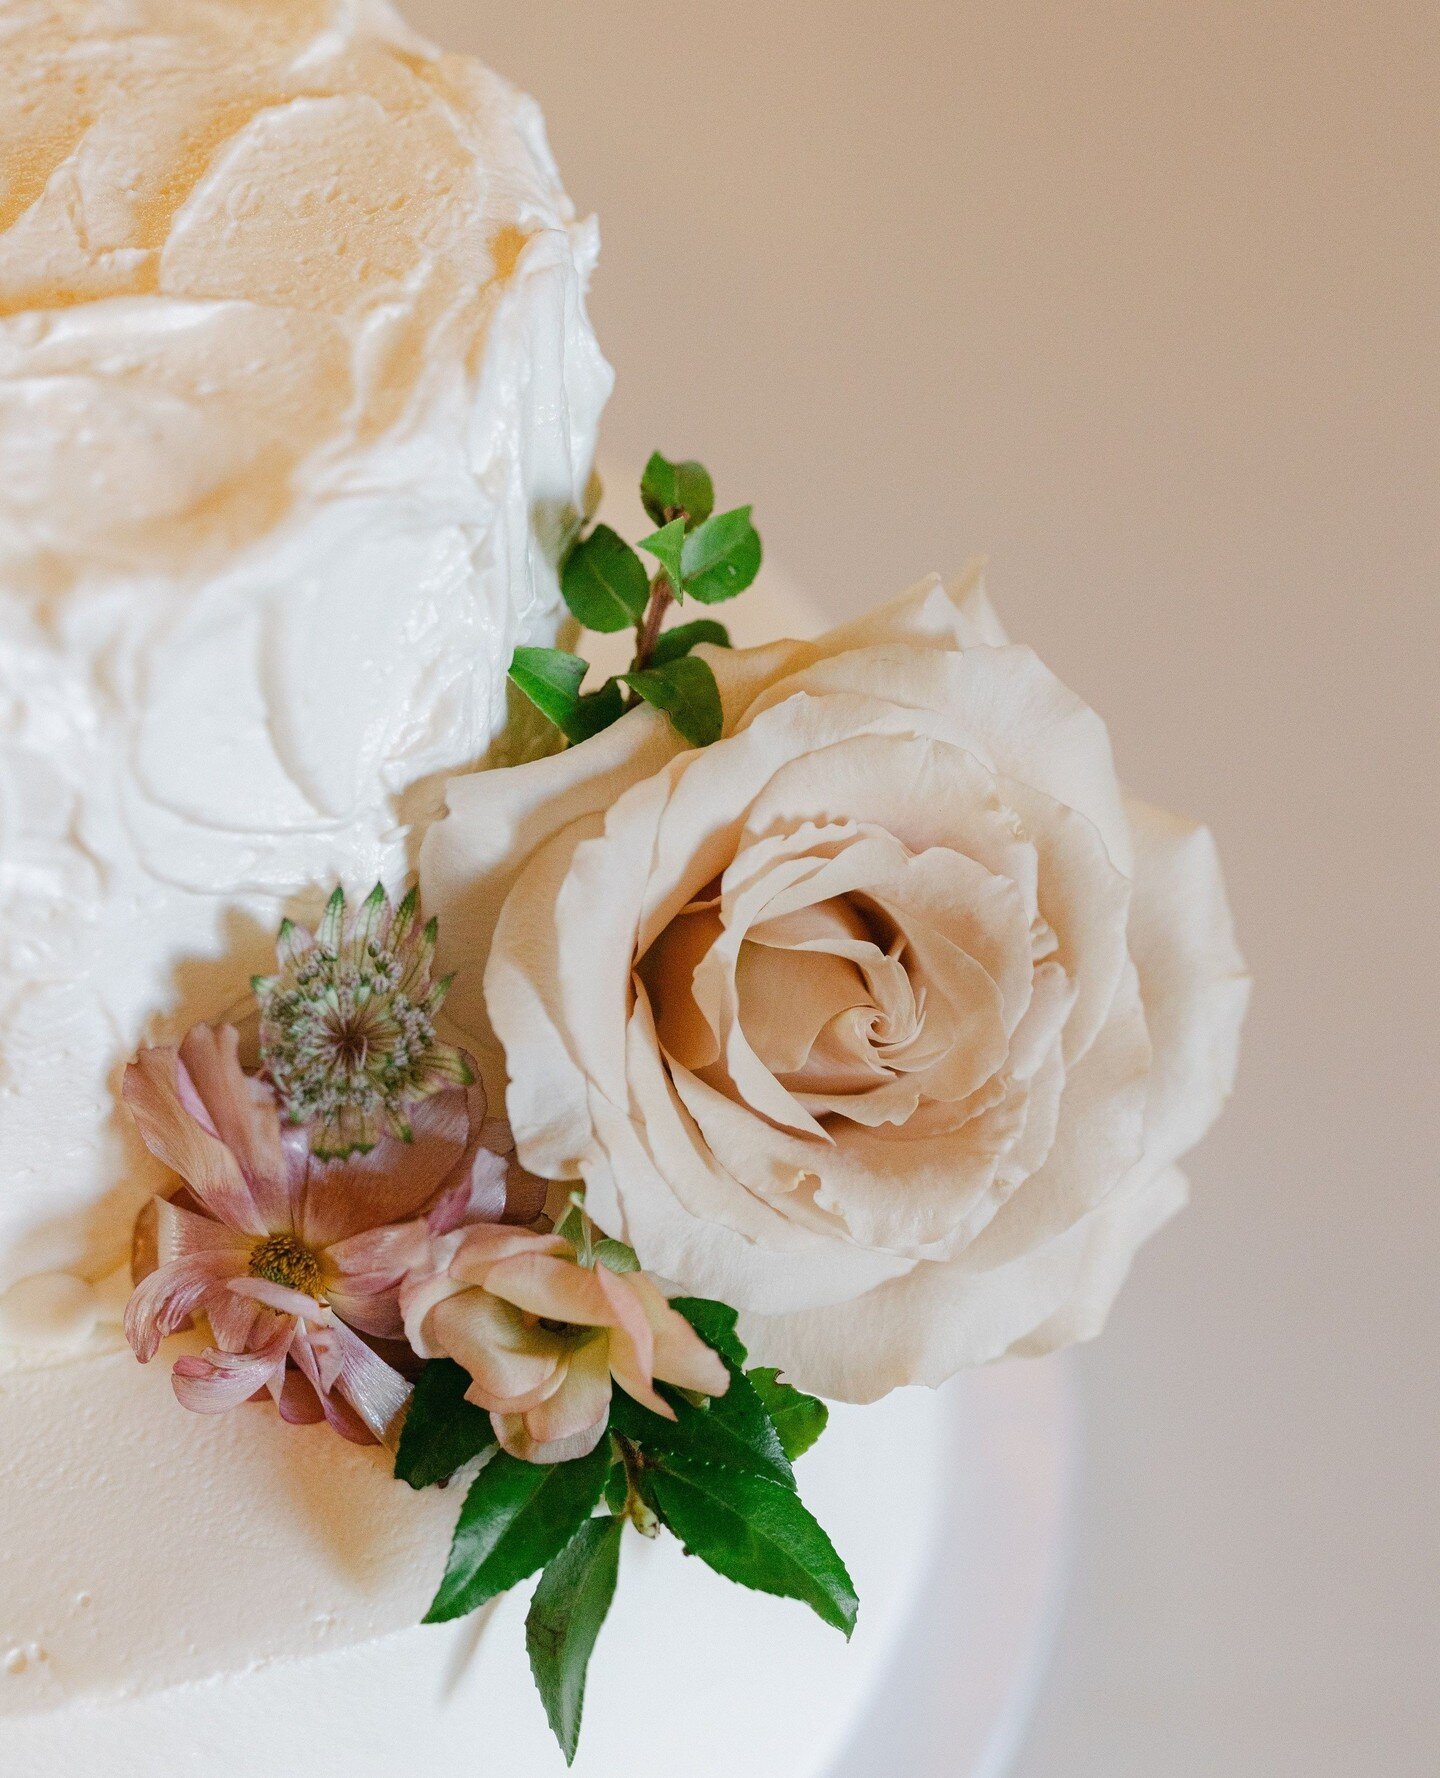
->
[632,574,675,674]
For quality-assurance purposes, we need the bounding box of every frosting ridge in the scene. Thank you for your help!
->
[0,0,612,1294]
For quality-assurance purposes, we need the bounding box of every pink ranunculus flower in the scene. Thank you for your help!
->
[402,1226,730,1463]
[123,1023,515,1445]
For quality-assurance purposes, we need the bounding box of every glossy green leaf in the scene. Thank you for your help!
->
[569,678,625,742]
[681,505,762,604]
[643,1454,857,1635]
[621,656,723,747]
[424,1442,610,1623]
[649,619,731,666]
[508,647,587,737]
[640,452,715,529]
[394,1359,496,1491]
[665,1299,794,1486]
[637,517,687,595]
[561,525,650,632]
[610,1373,792,1489]
[526,1515,623,1765]
[670,1296,747,1367]
[747,1368,829,1462]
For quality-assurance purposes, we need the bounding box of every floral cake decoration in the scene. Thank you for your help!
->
[121,455,1247,1762]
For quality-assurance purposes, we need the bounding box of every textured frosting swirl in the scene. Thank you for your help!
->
[0,0,612,1297]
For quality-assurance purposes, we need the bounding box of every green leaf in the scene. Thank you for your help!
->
[649,619,732,667]
[643,1455,857,1636]
[664,1299,793,1486]
[508,647,587,737]
[593,1237,639,1274]
[569,678,625,742]
[637,517,687,595]
[561,525,650,632]
[670,1296,747,1367]
[604,1454,630,1517]
[394,1359,496,1491]
[610,1374,792,1490]
[424,1442,610,1623]
[621,655,723,748]
[681,505,762,604]
[641,452,715,529]
[747,1368,829,1462]
[526,1515,623,1766]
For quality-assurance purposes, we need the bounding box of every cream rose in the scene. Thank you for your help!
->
[420,570,1247,1401]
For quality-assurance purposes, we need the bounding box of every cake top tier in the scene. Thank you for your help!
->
[0,0,610,1308]
[0,0,595,587]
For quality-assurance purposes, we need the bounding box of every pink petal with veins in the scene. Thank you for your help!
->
[124,1251,248,1363]
[172,1324,291,1414]
[276,1366,327,1426]
[330,1324,412,1446]
[123,1049,267,1235]
[152,1196,251,1266]
[297,1086,473,1249]
[228,1276,326,1321]
[207,1289,266,1355]
[179,1025,298,1231]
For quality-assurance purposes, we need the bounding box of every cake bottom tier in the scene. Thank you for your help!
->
[1,1339,950,1778]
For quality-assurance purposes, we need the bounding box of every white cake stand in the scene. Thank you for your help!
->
[826,1359,1074,1778]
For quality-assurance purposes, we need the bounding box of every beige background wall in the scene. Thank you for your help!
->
[411,4,1437,1772]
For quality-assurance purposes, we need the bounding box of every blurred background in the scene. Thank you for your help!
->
[411,5,1437,1773]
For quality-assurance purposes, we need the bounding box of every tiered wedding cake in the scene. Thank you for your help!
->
[0,5,945,1773]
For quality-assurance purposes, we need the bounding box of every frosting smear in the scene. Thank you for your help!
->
[0,0,612,1296]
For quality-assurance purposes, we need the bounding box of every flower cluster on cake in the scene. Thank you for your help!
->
[0,1,1246,1768]
[118,452,1247,1760]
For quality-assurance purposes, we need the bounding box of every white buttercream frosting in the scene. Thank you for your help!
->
[0,0,612,1293]
[0,9,940,1768]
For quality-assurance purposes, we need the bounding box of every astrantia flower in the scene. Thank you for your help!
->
[123,1023,505,1444]
[255,883,474,1160]
[402,1225,729,1463]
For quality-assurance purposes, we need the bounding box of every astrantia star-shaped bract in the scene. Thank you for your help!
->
[254,884,473,1161]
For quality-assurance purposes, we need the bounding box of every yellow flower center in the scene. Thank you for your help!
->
[248,1232,324,1299]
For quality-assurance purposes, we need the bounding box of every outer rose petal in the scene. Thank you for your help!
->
[1124,797,1249,1173]
[1008,1163,1190,1355]
[421,706,683,1101]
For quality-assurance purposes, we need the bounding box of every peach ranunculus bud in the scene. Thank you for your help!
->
[401,1223,729,1463]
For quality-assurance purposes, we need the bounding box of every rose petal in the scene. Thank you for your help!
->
[422,702,681,1100]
